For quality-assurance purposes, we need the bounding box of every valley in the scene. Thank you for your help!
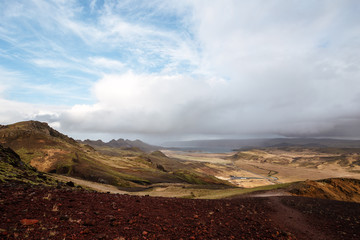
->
[1,120,360,199]
[0,121,232,197]
[162,147,360,190]
[2,120,360,239]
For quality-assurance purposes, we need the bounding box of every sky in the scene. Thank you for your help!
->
[1,0,360,144]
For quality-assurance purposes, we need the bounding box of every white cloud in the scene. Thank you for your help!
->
[1,0,360,141]
[60,71,227,134]
[59,1,360,140]
[89,57,125,71]
[181,0,360,136]
[0,98,64,125]
[32,59,73,69]
[89,0,97,13]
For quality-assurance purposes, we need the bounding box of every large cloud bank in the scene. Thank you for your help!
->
[1,0,360,141]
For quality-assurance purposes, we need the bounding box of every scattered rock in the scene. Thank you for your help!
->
[96,233,107,239]
[52,203,60,212]
[110,221,121,226]
[66,181,75,187]
[60,215,69,221]
[80,228,90,234]
[2,181,360,239]
[83,218,96,226]
[20,219,39,226]
[0,228,8,236]
[49,230,57,237]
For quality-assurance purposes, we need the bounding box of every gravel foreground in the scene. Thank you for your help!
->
[1,182,359,240]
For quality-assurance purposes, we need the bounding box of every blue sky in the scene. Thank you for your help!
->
[1,0,360,143]
[0,0,195,105]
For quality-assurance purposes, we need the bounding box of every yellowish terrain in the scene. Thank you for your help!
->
[162,148,360,189]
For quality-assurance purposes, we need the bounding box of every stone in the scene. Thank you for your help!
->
[20,219,39,226]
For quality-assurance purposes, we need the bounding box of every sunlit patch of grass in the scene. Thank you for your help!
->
[173,170,232,186]
[194,183,292,199]
[15,148,44,164]
[0,155,58,186]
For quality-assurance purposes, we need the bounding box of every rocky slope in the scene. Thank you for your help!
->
[0,144,56,186]
[1,181,359,239]
[0,121,86,173]
[288,178,360,203]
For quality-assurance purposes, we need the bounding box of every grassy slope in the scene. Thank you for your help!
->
[86,146,232,186]
[0,144,57,186]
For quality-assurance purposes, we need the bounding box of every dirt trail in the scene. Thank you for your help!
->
[249,190,291,198]
[269,197,328,240]
[52,174,128,194]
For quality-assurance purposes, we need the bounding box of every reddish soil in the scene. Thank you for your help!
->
[1,182,359,240]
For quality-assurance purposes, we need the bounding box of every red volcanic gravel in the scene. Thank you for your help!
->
[1,182,359,240]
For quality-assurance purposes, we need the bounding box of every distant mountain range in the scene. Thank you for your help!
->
[78,138,160,152]
[163,138,360,152]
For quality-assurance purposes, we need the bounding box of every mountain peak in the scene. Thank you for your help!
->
[0,120,76,145]
[4,120,55,133]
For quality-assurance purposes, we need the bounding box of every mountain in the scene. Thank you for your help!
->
[164,138,360,152]
[0,121,152,187]
[0,120,90,172]
[0,121,229,188]
[79,138,160,152]
[0,120,77,147]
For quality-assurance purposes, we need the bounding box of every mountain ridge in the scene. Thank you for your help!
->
[164,138,360,152]
[78,138,160,152]
[0,121,155,186]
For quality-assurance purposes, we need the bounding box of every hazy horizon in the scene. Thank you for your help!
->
[1,1,360,143]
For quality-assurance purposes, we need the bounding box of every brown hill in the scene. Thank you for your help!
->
[288,178,360,203]
[0,121,154,186]
[0,121,229,188]
[0,121,83,172]
[0,120,77,147]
